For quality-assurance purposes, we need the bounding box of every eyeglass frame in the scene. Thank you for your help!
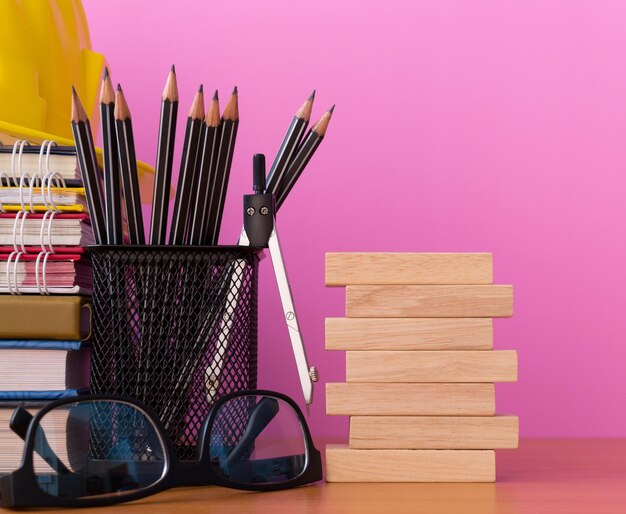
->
[0,389,323,508]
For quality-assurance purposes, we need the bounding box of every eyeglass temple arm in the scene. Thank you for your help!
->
[10,407,72,475]
[224,397,279,469]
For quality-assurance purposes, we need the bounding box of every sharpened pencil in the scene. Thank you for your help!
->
[266,90,315,195]
[71,86,107,245]
[150,65,179,245]
[169,85,205,245]
[275,105,334,210]
[207,86,239,245]
[115,85,145,245]
[189,90,221,245]
[99,68,123,245]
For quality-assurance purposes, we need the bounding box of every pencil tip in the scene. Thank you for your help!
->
[213,89,219,100]
[163,67,179,101]
[309,89,316,100]
[189,86,206,119]
[71,86,88,122]
[329,104,335,113]
[100,69,115,104]
[233,85,238,94]
[117,83,123,92]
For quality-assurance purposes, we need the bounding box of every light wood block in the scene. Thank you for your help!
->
[349,415,519,449]
[325,252,493,286]
[326,317,493,350]
[326,383,495,416]
[346,285,513,318]
[326,445,495,482]
[346,350,518,383]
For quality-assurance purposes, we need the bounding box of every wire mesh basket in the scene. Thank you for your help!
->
[88,245,260,461]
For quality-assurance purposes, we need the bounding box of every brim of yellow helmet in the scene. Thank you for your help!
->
[0,119,156,204]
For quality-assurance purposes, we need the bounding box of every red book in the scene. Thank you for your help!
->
[0,213,93,254]
[0,253,91,294]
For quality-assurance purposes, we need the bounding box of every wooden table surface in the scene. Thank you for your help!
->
[3,439,625,513]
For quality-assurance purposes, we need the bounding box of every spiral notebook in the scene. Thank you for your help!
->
[0,144,81,184]
[0,140,94,295]
[0,253,92,294]
[0,213,93,249]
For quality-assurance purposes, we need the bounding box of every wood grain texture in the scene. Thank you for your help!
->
[326,445,495,482]
[346,285,513,318]
[325,318,493,350]
[346,350,518,383]
[22,440,626,514]
[326,383,495,416]
[325,253,493,286]
[349,416,519,449]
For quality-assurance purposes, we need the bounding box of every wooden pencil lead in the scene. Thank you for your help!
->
[71,86,88,122]
[103,67,109,79]
[223,88,239,121]
[296,91,315,122]
[232,85,238,95]
[163,66,179,102]
[114,85,132,121]
[100,69,115,105]
[171,64,176,73]
[206,92,221,127]
[311,107,334,136]
[188,86,205,120]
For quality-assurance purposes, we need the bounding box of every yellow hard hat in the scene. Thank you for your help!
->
[0,0,154,200]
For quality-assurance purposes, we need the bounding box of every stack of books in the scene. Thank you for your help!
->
[324,253,518,482]
[0,144,93,472]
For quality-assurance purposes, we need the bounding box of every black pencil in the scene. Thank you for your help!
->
[71,86,107,245]
[99,68,123,245]
[169,85,205,245]
[266,90,315,195]
[189,90,221,245]
[114,84,145,245]
[207,86,239,245]
[275,105,334,211]
[150,65,179,245]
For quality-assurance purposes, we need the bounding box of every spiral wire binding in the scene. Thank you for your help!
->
[3,140,61,293]
[34,250,52,295]
[42,140,65,213]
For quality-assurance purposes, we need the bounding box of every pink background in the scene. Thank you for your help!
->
[83,0,626,439]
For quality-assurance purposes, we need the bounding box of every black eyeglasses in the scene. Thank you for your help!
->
[0,390,322,508]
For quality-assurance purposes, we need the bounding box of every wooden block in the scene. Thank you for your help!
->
[326,445,495,482]
[349,416,519,449]
[326,383,495,416]
[325,252,493,286]
[326,317,493,350]
[346,285,513,318]
[346,350,517,383]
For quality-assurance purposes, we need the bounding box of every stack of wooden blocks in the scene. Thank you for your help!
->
[324,253,518,482]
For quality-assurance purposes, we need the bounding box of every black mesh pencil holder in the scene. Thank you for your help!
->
[87,245,260,461]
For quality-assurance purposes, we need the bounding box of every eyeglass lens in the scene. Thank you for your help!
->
[209,395,308,485]
[32,400,166,500]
